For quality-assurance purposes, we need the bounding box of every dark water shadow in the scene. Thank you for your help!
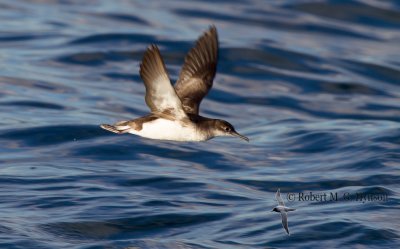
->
[41,212,230,240]
[0,125,108,147]
[228,174,400,192]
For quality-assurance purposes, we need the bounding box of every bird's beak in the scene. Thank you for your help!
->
[231,131,249,142]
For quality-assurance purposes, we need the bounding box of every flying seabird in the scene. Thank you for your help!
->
[101,26,248,142]
[271,189,296,235]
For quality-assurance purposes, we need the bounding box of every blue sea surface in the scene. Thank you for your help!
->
[0,0,399,248]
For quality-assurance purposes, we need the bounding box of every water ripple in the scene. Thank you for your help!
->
[1,0,399,248]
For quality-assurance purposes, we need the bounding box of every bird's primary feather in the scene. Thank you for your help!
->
[174,26,218,115]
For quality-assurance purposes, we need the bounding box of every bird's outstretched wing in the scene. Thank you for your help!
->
[174,26,218,115]
[140,45,188,121]
[275,189,285,206]
[280,211,290,235]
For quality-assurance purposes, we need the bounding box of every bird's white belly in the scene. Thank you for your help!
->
[129,119,207,141]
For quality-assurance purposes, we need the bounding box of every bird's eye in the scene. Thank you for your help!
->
[225,127,231,132]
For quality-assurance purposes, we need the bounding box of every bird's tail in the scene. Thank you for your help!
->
[100,122,130,134]
[286,208,296,212]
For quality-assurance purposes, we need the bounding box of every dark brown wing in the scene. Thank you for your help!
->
[174,26,218,115]
[140,45,187,120]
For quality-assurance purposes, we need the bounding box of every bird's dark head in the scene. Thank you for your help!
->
[271,207,278,212]
[213,119,249,142]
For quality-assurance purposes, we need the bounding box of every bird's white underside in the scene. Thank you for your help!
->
[128,118,208,141]
[154,77,188,120]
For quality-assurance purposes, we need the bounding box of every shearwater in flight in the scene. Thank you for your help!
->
[271,189,296,235]
[101,26,248,142]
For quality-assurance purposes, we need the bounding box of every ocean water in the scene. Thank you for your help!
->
[1,0,399,248]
